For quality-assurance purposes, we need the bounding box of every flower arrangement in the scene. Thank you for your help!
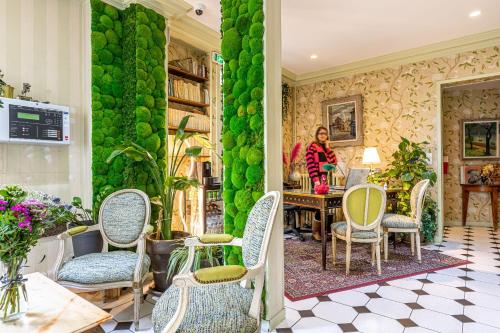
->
[481,164,495,184]
[283,143,302,182]
[0,185,74,321]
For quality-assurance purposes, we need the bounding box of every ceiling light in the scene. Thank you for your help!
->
[469,10,481,18]
[310,54,318,60]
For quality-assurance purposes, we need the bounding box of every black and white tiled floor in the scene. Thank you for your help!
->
[101,226,500,333]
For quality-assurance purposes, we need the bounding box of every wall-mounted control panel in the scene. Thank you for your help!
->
[0,98,70,145]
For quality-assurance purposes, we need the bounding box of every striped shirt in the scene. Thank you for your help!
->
[305,142,337,183]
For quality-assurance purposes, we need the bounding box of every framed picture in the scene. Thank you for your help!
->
[460,165,482,184]
[321,95,363,147]
[460,119,499,160]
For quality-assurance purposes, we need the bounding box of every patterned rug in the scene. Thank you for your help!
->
[284,238,468,301]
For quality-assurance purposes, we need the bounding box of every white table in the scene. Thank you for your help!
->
[0,272,111,333]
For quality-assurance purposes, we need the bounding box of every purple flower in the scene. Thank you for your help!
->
[0,200,8,206]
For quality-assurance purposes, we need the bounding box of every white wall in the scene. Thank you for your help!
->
[0,0,90,275]
[0,0,91,205]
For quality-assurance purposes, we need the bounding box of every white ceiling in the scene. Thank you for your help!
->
[183,0,500,75]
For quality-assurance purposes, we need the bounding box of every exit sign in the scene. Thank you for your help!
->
[212,52,224,65]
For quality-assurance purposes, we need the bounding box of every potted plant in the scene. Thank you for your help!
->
[0,185,69,321]
[67,196,103,257]
[368,137,437,242]
[107,116,202,292]
[166,245,223,282]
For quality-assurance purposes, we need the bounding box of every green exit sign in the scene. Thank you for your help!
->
[212,52,224,65]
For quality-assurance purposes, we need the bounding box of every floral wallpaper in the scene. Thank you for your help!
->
[288,45,500,225]
[443,88,500,225]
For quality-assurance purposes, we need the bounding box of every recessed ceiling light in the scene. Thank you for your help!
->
[310,54,318,60]
[469,10,481,18]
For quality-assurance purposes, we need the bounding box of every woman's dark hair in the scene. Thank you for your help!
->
[315,126,329,143]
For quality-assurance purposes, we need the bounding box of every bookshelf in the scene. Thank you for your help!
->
[168,96,209,108]
[168,65,208,83]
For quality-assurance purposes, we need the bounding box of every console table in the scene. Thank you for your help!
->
[461,184,499,230]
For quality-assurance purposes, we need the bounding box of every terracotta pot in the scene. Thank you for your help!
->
[146,231,190,292]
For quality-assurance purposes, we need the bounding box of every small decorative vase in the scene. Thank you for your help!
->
[0,258,28,322]
[289,165,301,182]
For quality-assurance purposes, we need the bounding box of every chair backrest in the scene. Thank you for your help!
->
[300,173,311,191]
[99,189,151,247]
[410,179,430,223]
[343,184,386,232]
[242,191,280,268]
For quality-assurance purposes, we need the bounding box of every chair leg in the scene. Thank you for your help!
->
[376,242,381,275]
[384,231,389,262]
[371,243,375,266]
[332,234,337,266]
[133,286,142,331]
[345,241,351,275]
[411,233,415,255]
[415,231,422,263]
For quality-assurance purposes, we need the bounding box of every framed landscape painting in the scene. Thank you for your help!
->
[460,120,499,160]
[321,95,363,147]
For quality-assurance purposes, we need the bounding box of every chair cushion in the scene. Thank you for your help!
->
[331,222,381,239]
[382,214,418,229]
[58,251,150,284]
[198,233,234,244]
[152,283,257,333]
[194,265,247,284]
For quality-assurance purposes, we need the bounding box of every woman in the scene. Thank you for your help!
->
[305,126,337,240]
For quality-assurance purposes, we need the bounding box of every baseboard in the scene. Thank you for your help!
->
[445,221,493,227]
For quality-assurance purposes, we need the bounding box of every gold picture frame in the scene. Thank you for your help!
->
[321,95,363,147]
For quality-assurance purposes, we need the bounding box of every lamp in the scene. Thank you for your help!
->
[362,147,380,172]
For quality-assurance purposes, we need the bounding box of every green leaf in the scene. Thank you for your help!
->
[185,146,202,157]
[401,173,414,182]
[176,115,192,139]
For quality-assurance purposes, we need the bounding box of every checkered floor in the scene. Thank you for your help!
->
[100,226,500,333]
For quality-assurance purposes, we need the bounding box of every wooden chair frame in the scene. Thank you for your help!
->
[51,189,151,331]
[332,184,387,275]
[383,179,430,263]
[160,191,280,333]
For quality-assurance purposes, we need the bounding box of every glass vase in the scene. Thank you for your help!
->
[0,257,28,322]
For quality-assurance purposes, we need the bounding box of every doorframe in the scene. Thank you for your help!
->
[435,71,500,241]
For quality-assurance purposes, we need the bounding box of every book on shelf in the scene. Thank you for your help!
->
[168,77,209,104]
[169,58,208,78]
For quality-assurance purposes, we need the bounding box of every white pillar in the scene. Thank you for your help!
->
[263,0,284,330]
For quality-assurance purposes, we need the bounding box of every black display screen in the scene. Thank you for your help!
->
[9,105,63,141]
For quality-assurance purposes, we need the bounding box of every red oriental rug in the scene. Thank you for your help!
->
[284,239,468,301]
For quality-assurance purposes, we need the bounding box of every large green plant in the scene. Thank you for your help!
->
[369,137,437,241]
[107,116,201,240]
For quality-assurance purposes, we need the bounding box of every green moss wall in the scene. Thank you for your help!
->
[91,0,166,208]
[221,0,265,265]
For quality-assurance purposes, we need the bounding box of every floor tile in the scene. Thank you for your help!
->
[422,283,464,299]
[403,327,437,333]
[100,318,118,332]
[466,280,500,296]
[292,317,343,333]
[366,298,412,319]
[463,322,500,333]
[426,272,466,287]
[353,313,404,333]
[417,294,464,315]
[337,323,358,332]
[328,290,369,307]
[312,301,358,323]
[387,278,423,290]
[377,286,418,303]
[465,292,500,311]
[285,297,319,311]
[464,306,500,328]
[276,308,301,328]
[410,309,463,333]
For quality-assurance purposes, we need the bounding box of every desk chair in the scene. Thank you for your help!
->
[331,184,387,275]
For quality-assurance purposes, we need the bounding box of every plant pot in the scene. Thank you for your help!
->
[146,231,190,293]
[68,220,103,258]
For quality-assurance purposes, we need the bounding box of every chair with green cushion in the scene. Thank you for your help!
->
[151,191,280,333]
[382,179,430,263]
[51,189,151,331]
[331,184,387,275]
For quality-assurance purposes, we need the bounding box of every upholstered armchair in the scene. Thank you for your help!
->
[382,179,430,263]
[151,191,280,333]
[331,184,387,275]
[51,189,151,330]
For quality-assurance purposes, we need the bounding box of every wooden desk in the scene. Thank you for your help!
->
[283,189,399,270]
[0,272,111,333]
[461,183,499,230]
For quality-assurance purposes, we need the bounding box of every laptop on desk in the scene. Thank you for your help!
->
[331,168,370,191]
